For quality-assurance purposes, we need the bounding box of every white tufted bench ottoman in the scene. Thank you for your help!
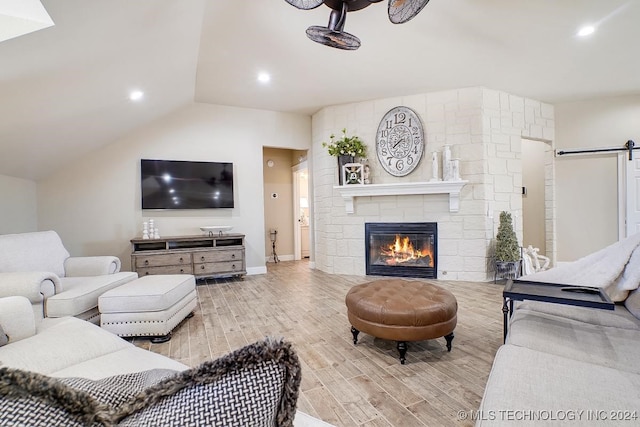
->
[99,274,197,343]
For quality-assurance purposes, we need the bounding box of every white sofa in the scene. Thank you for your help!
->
[477,294,640,426]
[0,230,137,322]
[0,296,333,426]
[478,235,640,426]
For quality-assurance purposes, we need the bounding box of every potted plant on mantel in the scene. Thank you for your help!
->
[495,211,521,281]
[322,128,367,185]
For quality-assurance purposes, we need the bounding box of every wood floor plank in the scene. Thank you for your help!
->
[324,376,382,424]
[140,260,503,426]
[348,375,426,427]
[306,386,360,427]
[360,417,393,427]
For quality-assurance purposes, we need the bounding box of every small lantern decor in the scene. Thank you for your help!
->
[342,163,364,185]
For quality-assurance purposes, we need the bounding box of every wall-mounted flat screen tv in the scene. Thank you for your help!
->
[141,159,234,209]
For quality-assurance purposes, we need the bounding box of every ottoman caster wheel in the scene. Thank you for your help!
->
[397,341,407,364]
[445,333,454,352]
[150,333,171,343]
[351,326,360,345]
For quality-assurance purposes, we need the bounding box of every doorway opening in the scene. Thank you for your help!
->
[293,161,310,260]
[522,139,547,252]
[521,137,555,268]
[262,147,311,263]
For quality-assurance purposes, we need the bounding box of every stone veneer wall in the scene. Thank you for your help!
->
[311,87,555,281]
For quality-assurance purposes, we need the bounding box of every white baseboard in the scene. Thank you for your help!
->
[265,254,294,263]
[247,266,267,275]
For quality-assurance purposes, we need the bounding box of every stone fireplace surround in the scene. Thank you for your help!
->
[311,87,555,282]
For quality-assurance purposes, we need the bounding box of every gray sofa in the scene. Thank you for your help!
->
[0,230,137,322]
[0,296,333,426]
[477,292,640,426]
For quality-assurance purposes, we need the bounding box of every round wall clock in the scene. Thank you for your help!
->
[375,106,424,177]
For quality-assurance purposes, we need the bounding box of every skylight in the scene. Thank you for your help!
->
[0,0,54,43]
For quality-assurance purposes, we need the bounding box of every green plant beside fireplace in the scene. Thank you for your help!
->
[496,211,520,262]
[322,128,367,158]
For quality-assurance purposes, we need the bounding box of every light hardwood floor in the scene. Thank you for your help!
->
[132,261,505,426]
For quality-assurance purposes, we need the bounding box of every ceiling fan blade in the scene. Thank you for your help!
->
[306,26,361,50]
[284,0,325,10]
[388,0,430,24]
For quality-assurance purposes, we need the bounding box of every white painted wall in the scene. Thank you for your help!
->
[37,103,310,273]
[0,174,37,234]
[555,95,640,261]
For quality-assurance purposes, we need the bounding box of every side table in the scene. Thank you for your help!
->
[502,279,614,342]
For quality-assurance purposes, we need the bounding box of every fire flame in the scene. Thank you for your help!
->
[380,235,432,266]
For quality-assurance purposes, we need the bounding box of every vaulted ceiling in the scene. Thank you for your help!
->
[1,0,638,180]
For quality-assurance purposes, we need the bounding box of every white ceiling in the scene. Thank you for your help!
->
[1,0,638,180]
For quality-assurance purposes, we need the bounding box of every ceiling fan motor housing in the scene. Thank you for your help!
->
[323,0,381,12]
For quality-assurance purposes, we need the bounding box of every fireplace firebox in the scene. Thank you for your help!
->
[365,222,437,279]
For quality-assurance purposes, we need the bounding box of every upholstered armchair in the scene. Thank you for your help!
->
[0,231,137,322]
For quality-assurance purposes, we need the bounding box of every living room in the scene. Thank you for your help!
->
[2,1,640,426]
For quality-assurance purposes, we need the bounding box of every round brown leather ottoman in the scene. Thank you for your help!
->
[345,279,457,364]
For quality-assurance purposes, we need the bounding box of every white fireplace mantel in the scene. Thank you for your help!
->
[334,181,468,214]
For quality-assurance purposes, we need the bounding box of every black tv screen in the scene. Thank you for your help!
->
[141,159,234,209]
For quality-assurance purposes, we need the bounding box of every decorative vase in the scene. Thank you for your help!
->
[430,151,440,182]
[442,145,451,181]
[337,155,355,185]
[451,159,460,181]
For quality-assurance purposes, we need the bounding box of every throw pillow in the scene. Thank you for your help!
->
[59,369,177,409]
[625,287,640,320]
[0,367,109,426]
[0,324,8,347]
[0,338,301,427]
[113,337,302,427]
[0,367,176,426]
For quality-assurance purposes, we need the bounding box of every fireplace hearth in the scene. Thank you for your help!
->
[365,222,437,279]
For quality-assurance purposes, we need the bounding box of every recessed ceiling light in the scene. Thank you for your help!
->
[257,72,271,84]
[577,25,595,37]
[129,90,144,101]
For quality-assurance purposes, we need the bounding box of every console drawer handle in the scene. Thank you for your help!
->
[144,260,149,265]
[180,269,184,273]
[231,254,235,259]
[201,265,205,270]
[232,264,236,270]
[201,256,205,261]
[179,257,184,263]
